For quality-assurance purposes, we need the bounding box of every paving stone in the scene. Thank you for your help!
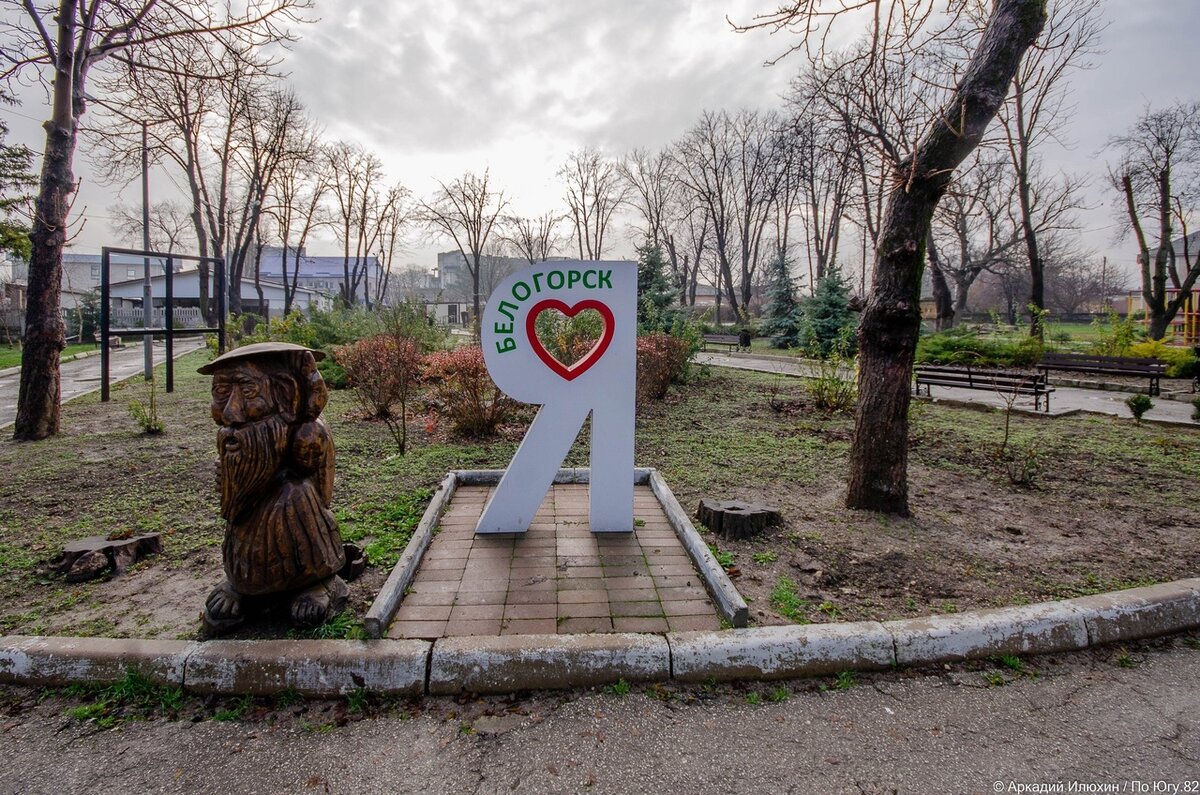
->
[444,619,502,637]
[454,590,507,606]
[459,577,510,593]
[556,617,615,634]
[557,602,612,619]
[604,576,652,590]
[387,620,447,639]
[505,590,558,605]
[610,601,665,618]
[449,604,504,621]
[395,604,453,622]
[662,599,715,617]
[417,568,467,583]
[504,603,557,620]
[606,588,659,603]
[559,578,606,592]
[613,616,669,633]
[667,615,721,632]
[657,586,709,601]
[557,589,609,605]
[403,590,457,606]
[500,619,560,635]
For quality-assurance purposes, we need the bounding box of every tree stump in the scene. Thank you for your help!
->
[51,533,163,583]
[696,499,781,540]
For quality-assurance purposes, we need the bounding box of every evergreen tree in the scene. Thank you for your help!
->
[799,265,857,357]
[0,92,36,261]
[759,247,803,348]
[636,243,677,332]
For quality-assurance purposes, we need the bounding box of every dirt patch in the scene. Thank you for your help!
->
[0,355,1196,638]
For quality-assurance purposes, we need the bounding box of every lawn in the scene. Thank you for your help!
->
[0,343,97,370]
[0,348,1196,639]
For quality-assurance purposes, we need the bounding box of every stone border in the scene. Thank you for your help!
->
[2,579,1196,697]
[363,467,749,636]
[363,472,458,638]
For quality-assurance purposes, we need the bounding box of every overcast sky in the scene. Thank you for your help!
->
[5,0,1199,280]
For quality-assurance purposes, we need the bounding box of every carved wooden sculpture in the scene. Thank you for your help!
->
[198,342,348,634]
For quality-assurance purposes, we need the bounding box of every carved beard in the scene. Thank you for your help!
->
[218,414,290,524]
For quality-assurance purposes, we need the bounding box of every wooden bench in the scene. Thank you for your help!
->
[1036,352,1167,396]
[702,334,743,353]
[914,365,1055,412]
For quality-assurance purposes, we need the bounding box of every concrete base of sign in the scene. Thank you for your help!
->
[364,468,749,638]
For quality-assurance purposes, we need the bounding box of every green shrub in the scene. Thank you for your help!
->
[1191,397,1200,423]
[1127,339,1197,378]
[1090,309,1143,356]
[1125,393,1153,424]
[915,329,1043,368]
[533,306,605,367]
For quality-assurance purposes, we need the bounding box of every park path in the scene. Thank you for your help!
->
[696,351,1198,425]
[0,337,206,431]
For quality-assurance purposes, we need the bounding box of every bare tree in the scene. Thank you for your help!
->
[1108,101,1200,340]
[985,0,1104,337]
[262,110,326,314]
[325,140,384,306]
[929,152,1023,326]
[1044,243,1123,316]
[500,212,563,264]
[674,109,787,320]
[737,0,1046,514]
[3,0,309,440]
[559,147,628,260]
[421,169,508,329]
[108,200,193,252]
[372,183,414,307]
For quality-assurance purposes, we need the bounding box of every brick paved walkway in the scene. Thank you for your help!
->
[387,484,721,639]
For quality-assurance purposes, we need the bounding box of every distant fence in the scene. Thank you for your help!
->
[109,306,206,330]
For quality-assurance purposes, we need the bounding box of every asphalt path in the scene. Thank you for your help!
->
[0,639,1196,794]
[0,337,206,430]
[696,352,1198,424]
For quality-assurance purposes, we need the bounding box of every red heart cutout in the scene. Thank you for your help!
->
[525,299,615,381]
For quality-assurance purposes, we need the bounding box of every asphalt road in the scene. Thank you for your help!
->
[0,338,206,430]
[1,639,1196,794]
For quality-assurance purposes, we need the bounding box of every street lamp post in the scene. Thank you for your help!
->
[85,93,154,380]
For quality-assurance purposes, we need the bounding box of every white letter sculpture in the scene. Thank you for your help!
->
[477,260,636,534]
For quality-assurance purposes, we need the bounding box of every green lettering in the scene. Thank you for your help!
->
[496,337,516,354]
[583,270,597,289]
[498,300,518,321]
[512,281,531,301]
[567,270,582,289]
[598,270,612,289]
[532,272,544,292]
[493,321,513,335]
[547,270,564,290]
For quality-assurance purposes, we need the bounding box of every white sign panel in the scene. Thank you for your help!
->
[477,260,637,534]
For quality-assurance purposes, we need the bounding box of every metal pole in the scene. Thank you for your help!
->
[165,256,174,393]
[141,120,153,380]
[101,249,111,402]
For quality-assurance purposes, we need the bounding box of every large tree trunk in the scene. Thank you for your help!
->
[14,0,77,441]
[845,0,1046,515]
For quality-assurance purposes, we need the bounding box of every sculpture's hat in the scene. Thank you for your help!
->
[198,342,325,375]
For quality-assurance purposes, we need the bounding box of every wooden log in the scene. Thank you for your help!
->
[696,499,781,540]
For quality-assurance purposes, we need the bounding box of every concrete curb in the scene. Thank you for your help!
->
[2,580,1197,697]
[428,632,670,695]
[185,639,430,696]
[669,622,894,682]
